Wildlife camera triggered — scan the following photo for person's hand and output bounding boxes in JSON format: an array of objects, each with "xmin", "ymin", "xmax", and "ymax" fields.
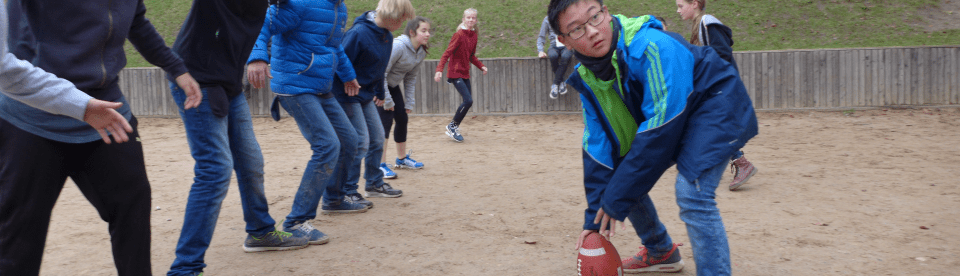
[
  {"xmin": 538, "ymin": 51, "xmax": 547, "ymax": 58},
  {"xmin": 374, "ymin": 96, "xmax": 384, "ymax": 107},
  {"xmin": 175, "ymin": 73, "xmax": 202, "ymax": 110},
  {"xmin": 481, "ymin": 66, "xmax": 488, "ymax": 75},
  {"xmin": 247, "ymin": 61, "xmax": 271, "ymax": 89},
  {"xmin": 405, "ymin": 108, "xmax": 412, "ymax": 114},
  {"xmin": 593, "ymin": 207, "xmax": 625, "ymax": 240},
  {"xmin": 344, "ymin": 79, "xmax": 361, "ymax": 96},
  {"xmin": 434, "ymin": 72, "xmax": 442, "ymax": 82},
  {"xmin": 84, "ymin": 99, "xmax": 133, "ymax": 144},
  {"xmin": 384, "ymin": 106, "xmax": 394, "ymax": 111},
  {"xmin": 575, "ymin": 230, "xmax": 599, "ymax": 250}
]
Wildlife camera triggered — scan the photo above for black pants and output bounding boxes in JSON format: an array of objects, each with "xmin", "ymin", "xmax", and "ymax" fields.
[
  {"xmin": 447, "ymin": 78, "xmax": 473, "ymax": 126},
  {"xmin": 0, "ymin": 117, "xmax": 152, "ymax": 275},
  {"xmin": 378, "ymin": 85, "xmax": 408, "ymax": 143}
]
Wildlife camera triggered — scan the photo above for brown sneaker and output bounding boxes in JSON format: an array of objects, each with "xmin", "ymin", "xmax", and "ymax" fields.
[
  {"xmin": 729, "ymin": 156, "xmax": 757, "ymax": 191},
  {"xmin": 621, "ymin": 243, "xmax": 684, "ymax": 273}
]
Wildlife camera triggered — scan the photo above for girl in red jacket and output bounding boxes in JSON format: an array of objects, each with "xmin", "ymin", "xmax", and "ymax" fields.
[{"xmin": 434, "ymin": 8, "xmax": 488, "ymax": 142}]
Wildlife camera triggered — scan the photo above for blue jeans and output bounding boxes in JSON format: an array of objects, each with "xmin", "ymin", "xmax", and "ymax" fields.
[
  {"xmin": 447, "ymin": 78, "xmax": 473, "ymax": 125},
  {"xmin": 340, "ymin": 100, "xmax": 386, "ymax": 194},
  {"xmin": 547, "ymin": 45, "xmax": 574, "ymax": 85},
  {"xmin": 167, "ymin": 84, "xmax": 276, "ymax": 276},
  {"xmin": 676, "ymin": 158, "xmax": 732, "ymax": 276},
  {"xmin": 627, "ymin": 158, "xmax": 731, "ymax": 276},
  {"xmin": 277, "ymin": 93, "xmax": 357, "ymax": 228}
]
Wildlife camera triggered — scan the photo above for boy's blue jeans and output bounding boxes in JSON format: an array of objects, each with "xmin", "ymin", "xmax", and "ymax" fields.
[
  {"xmin": 628, "ymin": 158, "xmax": 732, "ymax": 276},
  {"xmin": 340, "ymin": 100, "xmax": 386, "ymax": 194},
  {"xmin": 167, "ymin": 84, "xmax": 276, "ymax": 276},
  {"xmin": 276, "ymin": 93, "xmax": 357, "ymax": 228}
]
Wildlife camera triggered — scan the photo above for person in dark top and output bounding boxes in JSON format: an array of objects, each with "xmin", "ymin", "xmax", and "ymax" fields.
[
  {"xmin": 676, "ymin": 0, "xmax": 759, "ymax": 191},
  {"xmin": 0, "ymin": 0, "xmax": 202, "ymax": 275},
  {"xmin": 165, "ymin": 1, "xmax": 311, "ymax": 275}
]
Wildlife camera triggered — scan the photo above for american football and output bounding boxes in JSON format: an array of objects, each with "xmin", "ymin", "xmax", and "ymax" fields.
[{"xmin": 577, "ymin": 232, "xmax": 623, "ymax": 276}]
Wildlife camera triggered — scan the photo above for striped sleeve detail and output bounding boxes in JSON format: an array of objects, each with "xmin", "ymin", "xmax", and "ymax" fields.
[{"xmin": 644, "ymin": 43, "xmax": 669, "ymax": 128}]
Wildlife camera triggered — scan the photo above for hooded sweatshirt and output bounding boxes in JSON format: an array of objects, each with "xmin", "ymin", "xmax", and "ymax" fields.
[
  {"xmin": 0, "ymin": 0, "xmax": 188, "ymax": 143},
  {"xmin": 332, "ymin": 10, "xmax": 393, "ymax": 103},
  {"xmin": 698, "ymin": 14, "xmax": 738, "ymax": 72},
  {"xmin": 169, "ymin": 0, "xmax": 268, "ymax": 117},
  {"xmin": 436, "ymin": 26, "xmax": 484, "ymax": 79},
  {"xmin": 382, "ymin": 34, "xmax": 426, "ymax": 110}
]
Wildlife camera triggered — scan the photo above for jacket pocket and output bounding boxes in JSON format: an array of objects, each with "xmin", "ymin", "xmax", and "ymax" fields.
[{"xmin": 297, "ymin": 53, "xmax": 316, "ymax": 75}]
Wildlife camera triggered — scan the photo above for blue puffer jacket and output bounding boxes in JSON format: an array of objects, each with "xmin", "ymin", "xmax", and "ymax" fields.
[
  {"xmin": 247, "ymin": 0, "xmax": 356, "ymax": 95},
  {"xmin": 567, "ymin": 15, "xmax": 758, "ymax": 229}
]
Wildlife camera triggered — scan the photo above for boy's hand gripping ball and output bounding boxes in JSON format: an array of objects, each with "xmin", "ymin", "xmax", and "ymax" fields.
[{"xmin": 577, "ymin": 232, "xmax": 623, "ymax": 276}]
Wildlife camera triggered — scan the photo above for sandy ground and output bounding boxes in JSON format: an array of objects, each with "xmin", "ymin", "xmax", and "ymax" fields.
[{"xmin": 38, "ymin": 107, "xmax": 960, "ymax": 275}]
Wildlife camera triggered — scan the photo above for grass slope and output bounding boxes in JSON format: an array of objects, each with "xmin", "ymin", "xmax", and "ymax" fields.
[{"xmin": 126, "ymin": 0, "xmax": 960, "ymax": 67}]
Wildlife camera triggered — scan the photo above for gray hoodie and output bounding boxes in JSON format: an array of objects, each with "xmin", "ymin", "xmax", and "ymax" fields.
[
  {"xmin": 0, "ymin": 0, "xmax": 91, "ymax": 122},
  {"xmin": 382, "ymin": 34, "xmax": 426, "ymax": 110}
]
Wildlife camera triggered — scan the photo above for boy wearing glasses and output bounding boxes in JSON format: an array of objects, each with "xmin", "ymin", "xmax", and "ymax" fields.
[{"xmin": 548, "ymin": 0, "xmax": 757, "ymax": 275}]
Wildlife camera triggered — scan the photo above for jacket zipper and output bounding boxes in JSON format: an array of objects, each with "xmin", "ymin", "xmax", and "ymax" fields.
[{"xmin": 99, "ymin": 0, "xmax": 115, "ymax": 87}]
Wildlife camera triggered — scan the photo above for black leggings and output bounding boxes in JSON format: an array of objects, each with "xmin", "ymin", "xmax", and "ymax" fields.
[
  {"xmin": 448, "ymin": 78, "xmax": 473, "ymax": 125},
  {"xmin": 378, "ymin": 85, "xmax": 408, "ymax": 143},
  {"xmin": 0, "ymin": 117, "xmax": 152, "ymax": 276}
]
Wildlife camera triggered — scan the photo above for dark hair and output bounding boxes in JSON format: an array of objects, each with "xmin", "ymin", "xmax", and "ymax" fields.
[
  {"xmin": 404, "ymin": 16, "xmax": 432, "ymax": 52},
  {"xmin": 655, "ymin": 16, "xmax": 667, "ymax": 30},
  {"xmin": 547, "ymin": 0, "xmax": 603, "ymax": 37}
]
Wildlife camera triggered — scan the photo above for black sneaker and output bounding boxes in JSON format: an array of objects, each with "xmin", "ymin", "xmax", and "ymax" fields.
[
  {"xmin": 347, "ymin": 193, "xmax": 373, "ymax": 208},
  {"xmin": 321, "ymin": 199, "xmax": 370, "ymax": 214},
  {"xmin": 365, "ymin": 183, "xmax": 403, "ymax": 198}
]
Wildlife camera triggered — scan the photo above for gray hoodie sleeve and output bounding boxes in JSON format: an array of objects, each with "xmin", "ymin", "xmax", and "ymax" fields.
[
  {"xmin": 402, "ymin": 56, "xmax": 420, "ymax": 111},
  {"xmin": 383, "ymin": 39, "xmax": 405, "ymax": 110},
  {"xmin": 0, "ymin": 0, "xmax": 91, "ymax": 121},
  {"xmin": 537, "ymin": 16, "xmax": 550, "ymax": 53}
]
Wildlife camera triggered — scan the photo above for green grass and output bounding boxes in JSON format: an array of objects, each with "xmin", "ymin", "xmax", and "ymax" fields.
[{"xmin": 125, "ymin": 0, "xmax": 960, "ymax": 67}]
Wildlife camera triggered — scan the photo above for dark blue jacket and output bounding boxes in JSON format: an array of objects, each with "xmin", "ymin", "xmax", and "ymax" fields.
[
  {"xmin": 247, "ymin": 0, "xmax": 355, "ymax": 96},
  {"xmin": 332, "ymin": 11, "xmax": 392, "ymax": 103},
  {"xmin": 11, "ymin": 0, "xmax": 187, "ymax": 95},
  {"xmin": 568, "ymin": 15, "xmax": 758, "ymax": 229}
]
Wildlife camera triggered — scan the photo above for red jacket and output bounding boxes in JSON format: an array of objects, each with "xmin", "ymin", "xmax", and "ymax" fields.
[{"xmin": 436, "ymin": 28, "xmax": 484, "ymax": 79}]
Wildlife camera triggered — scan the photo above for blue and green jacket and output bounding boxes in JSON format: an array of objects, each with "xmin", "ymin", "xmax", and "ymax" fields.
[{"xmin": 568, "ymin": 15, "xmax": 758, "ymax": 230}]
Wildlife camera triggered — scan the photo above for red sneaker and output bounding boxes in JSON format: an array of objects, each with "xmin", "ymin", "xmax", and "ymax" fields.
[
  {"xmin": 729, "ymin": 156, "xmax": 757, "ymax": 191},
  {"xmin": 621, "ymin": 243, "xmax": 684, "ymax": 273}
]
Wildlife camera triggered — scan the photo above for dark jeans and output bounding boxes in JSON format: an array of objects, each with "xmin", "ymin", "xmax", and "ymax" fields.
[
  {"xmin": 166, "ymin": 84, "xmax": 276, "ymax": 276},
  {"xmin": 378, "ymin": 85, "xmax": 408, "ymax": 143},
  {"xmin": 0, "ymin": 117, "xmax": 152, "ymax": 276},
  {"xmin": 548, "ymin": 45, "xmax": 574, "ymax": 85},
  {"xmin": 447, "ymin": 78, "xmax": 473, "ymax": 126}
]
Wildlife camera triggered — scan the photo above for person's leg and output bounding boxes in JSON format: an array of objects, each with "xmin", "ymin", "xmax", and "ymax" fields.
[
  {"xmin": 377, "ymin": 98, "xmax": 398, "ymax": 178},
  {"xmin": 166, "ymin": 85, "xmax": 235, "ymax": 275},
  {"xmin": 450, "ymin": 78, "xmax": 473, "ymax": 126},
  {"xmin": 277, "ymin": 94, "xmax": 342, "ymax": 226},
  {"xmin": 557, "ymin": 46, "xmax": 575, "ymax": 94},
  {"xmin": 317, "ymin": 96, "xmax": 364, "ymax": 212},
  {"xmin": 70, "ymin": 116, "xmax": 152, "ymax": 276},
  {"xmin": 0, "ymin": 118, "xmax": 70, "ymax": 275},
  {"xmin": 676, "ymin": 159, "xmax": 732, "ymax": 276},
  {"xmin": 621, "ymin": 195, "xmax": 684, "ymax": 273},
  {"xmin": 548, "ymin": 46, "xmax": 563, "ymax": 85},
  {"xmin": 226, "ymin": 93, "xmax": 277, "ymax": 236},
  {"xmin": 360, "ymin": 100, "xmax": 386, "ymax": 190},
  {"xmin": 340, "ymin": 102, "xmax": 367, "ymax": 197},
  {"xmin": 388, "ymin": 86, "xmax": 408, "ymax": 161}
]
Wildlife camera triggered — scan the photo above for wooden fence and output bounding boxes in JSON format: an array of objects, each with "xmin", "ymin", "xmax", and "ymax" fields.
[{"xmin": 119, "ymin": 45, "xmax": 959, "ymax": 117}]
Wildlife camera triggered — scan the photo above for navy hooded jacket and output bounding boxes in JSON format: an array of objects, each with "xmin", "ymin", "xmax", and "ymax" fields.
[
  {"xmin": 567, "ymin": 15, "xmax": 758, "ymax": 229},
  {"xmin": 331, "ymin": 11, "xmax": 393, "ymax": 103}
]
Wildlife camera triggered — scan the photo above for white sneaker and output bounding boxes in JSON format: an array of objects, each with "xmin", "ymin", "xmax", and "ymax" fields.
[{"xmin": 550, "ymin": 84, "xmax": 559, "ymax": 99}]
